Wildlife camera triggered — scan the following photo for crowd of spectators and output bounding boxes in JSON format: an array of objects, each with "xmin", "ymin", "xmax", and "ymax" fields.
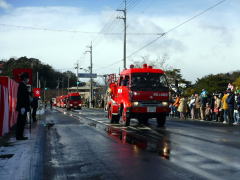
[{"xmin": 170, "ymin": 88, "xmax": 240, "ymax": 125}]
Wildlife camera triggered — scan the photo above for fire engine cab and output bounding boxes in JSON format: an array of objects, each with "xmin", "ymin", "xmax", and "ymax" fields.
[
  {"xmin": 106, "ymin": 64, "xmax": 170, "ymax": 127},
  {"xmin": 66, "ymin": 92, "xmax": 82, "ymax": 110}
]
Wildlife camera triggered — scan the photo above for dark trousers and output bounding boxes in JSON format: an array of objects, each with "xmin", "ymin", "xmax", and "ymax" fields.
[
  {"xmin": 219, "ymin": 110, "xmax": 224, "ymax": 122},
  {"xmin": 228, "ymin": 108, "xmax": 234, "ymax": 124},
  {"xmin": 32, "ymin": 108, "xmax": 37, "ymax": 122},
  {"xmin": 16, "ymin": 112, "xmax": 27, "ymax": 138},
  {"xmin": 195, "ymin": 108, "xmax": 201, "ymax": 119}
]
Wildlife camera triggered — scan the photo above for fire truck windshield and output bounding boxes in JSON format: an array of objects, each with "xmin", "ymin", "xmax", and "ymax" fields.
[
  {"xmin": 69, "ymin": 96, "xmax": 81, "ymax": 101},
  {"xmin": 131, "ymin": 73, "xmax": 168, "ymax": 91}
]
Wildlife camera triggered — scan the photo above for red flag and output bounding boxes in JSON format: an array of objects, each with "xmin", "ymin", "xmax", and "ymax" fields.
[
  {"xmin": 13, "ymin": 68, "xmax": 33, "ymax": 85},
  {"xmin": 33, "ymin": 88, "xmax": 41, "ymax": 97}
]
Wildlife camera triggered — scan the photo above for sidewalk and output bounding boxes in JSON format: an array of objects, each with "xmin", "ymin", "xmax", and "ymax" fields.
[
  {"xmin": 169, "ymin": 115, "xmax": 240, "ymax": 127},
  {"xmin": 0, "ymin": 110, "xmax": 46, "ymax": 180}
]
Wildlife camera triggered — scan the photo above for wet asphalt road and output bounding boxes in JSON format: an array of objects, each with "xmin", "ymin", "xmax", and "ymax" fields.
[{"xmin": 42, "ymin": 108, "xmax": 240, "ymax": 180}]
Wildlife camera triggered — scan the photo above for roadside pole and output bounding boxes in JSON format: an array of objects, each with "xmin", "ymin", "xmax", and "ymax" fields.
[
  {"xmin": 117, "ymin": 0, "xmax": 127, "ymax": 69},
  {"xmin": 77, "ymin": 62, "xmax": 79, "ymax": 93},
  {"xmin": 85, "ymin": 42, "xmax": 93, "ymax": 108}
]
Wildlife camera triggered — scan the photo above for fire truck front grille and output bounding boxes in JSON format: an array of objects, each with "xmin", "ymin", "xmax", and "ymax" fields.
[{"xmin": 139, "ymin": 101, "xmax": 162, "ymax": 106}]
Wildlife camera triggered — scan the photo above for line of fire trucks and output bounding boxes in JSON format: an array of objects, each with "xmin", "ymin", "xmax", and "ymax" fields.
[
  {"xmin": 53, "ymin": 64, "xmax": 170, "ymax": 127},
  {"xmin": 54, "ymin": 92, "xmax": 82, "ymax": 110}
]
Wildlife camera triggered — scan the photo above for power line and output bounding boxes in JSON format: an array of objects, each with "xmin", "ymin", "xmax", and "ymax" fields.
[
  {"xmin": 126, "ymin": 33, "xmax": 165, "ymax": 59},
  {"xmin": 93, "ymin": 60, "xmax": 122, "ymax": 71},
  {"xmin": 127, "ymin": 0, "xmax": 143, "ymax": 10},
  {"xmin": 126, "ymin": 0, "xmax": 227, "ymax": 59},
  {"xmin": 91, "ymin": 1, "xmax": 126, "ymax": 47},
  {"xmin": 165, "ymin": 0, "xmax": 227, "ymax": 34},
  {"xmin": 94, "ymin": 0, "xmax": 227, "ymax": 71},
  {"xmin": 0, "ymin": 23, "xmax": 160, "ymax": 35},
  {"xmin": 0, "ymin": 23, "xmax": 97, "ymax": 33},
  {"xmin": 92, "ymin": 0, "xmax": 144, "ymax": 48}
]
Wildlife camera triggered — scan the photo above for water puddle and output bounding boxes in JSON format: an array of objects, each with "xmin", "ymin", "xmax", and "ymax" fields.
[
  {"xmin": 106, "ymin": 125, "xmax": 171, "ymax": 160},
  {"xmin": 62, "ymin": 109, "xmax": 171, "ymax": 159}
]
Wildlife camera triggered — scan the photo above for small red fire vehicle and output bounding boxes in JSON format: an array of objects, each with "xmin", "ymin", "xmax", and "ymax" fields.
[{"xmin": 66, "ymin": 92, "xmax": 82, "ymax": 110}]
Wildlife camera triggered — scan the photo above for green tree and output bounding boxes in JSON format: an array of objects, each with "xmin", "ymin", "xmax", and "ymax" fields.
[
  {"xmin": 1, "ymin": 56, "xmax": 77, "ymax": 89},
  {"xmin": 193, "ymin": 74, "xmax": 231, "ymax": 94},
  {"xmin": 233, "ymin": 77, "xmax": 240, "ymax": 91}
]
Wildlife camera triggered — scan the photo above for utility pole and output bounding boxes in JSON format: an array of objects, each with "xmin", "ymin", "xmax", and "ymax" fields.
[
  {"xmin": 85, "ymin": 42, "xmax": 93, "ymax": 108},
  {"xmin": 117, "ymin": 0, "xmax": 127, "ymax": 69},
  {"xmin": 75, "ymin": 62, "xmax": 79, "ymax": 92}
]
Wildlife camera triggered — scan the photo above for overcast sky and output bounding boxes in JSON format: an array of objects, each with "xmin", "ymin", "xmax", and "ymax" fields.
[{"xmin": 0, "ymin": 0, "xmax": 239, "ymax": 82}]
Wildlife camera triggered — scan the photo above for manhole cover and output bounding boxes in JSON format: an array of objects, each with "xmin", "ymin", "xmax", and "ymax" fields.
[{"xmin": 0, "ymin": 154, "xmax": 14, "ymax": 159}]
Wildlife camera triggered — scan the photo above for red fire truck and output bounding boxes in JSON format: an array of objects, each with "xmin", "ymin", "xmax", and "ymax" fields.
[
  {"xmin": 66, "ymin": 92, "xmax": 82, "ymax": 110},
  {"xmin": 56, "ymin": 95, "xmax": 66, "ymax": 108},
  {"xmin": 60, "ymin": 95, "xmax": 68, "ymax": 108},
  {"xmin": 106, "ymin": 64, "xmax": 170, "ymax": 127}
]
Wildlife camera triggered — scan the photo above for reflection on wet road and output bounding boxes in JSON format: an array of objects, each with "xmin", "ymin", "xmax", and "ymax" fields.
[{"xmin": 43, "ymin": 108, "xmax": 240, "ymax": 180}]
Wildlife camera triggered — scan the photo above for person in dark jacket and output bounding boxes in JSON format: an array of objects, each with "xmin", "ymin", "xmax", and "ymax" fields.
[
  {"xmin": 16, "ymin": 72, "xmax": 30, "ymax": 140},
  {"xmin": 226, "ymin": 89, "xmax": 235, "ymax": 125},
  {"xmin": 31, "ymin": 96, "xmax": 39, "ymax": 122}
]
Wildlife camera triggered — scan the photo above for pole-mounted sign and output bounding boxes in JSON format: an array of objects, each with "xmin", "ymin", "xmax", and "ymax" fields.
[
  {"xmin": 33, "ymin": 88, "xmax": 41, "ymax": 97},
  {"xmin": 78, "ymin": 73, "xmax": 97, "ymax": 78}
]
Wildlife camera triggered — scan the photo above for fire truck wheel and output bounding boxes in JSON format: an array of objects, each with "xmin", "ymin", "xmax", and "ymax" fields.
[
  {"xmin": 122, "ymin": 110, "xmax": 130, "ymax": 126},
  {"xmin": 157, "ymin": 115, "xmax": 166, "ymax": 127},
  {"xmin": 108, "ymin": 108, "xmax": 119, "ymax": 124}
]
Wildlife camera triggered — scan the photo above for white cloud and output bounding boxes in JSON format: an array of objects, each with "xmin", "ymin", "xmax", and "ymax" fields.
[
  {"xmin": 0, "ymin": 5, "xmax": 239, "ymax": 83},
  {"xmin": 0, "ymin": 0, "xmax": 11, "ymax": 9}
]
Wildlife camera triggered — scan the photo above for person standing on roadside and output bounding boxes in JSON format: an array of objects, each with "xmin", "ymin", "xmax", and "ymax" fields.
[
  {"xmin": 16, "ymin": 72, "xmax": 30, "ymax": 140},
  {"xmin": 178, "ymin": 96, "xmax": 188, "ymax": 120},
  {"xmin": 189, "ymin": 95, "xmax": 196, "ymax": 119},
  {"xmin": 213, "ymin": 95, "xmax": 221, "ymax": 122},
  {"xmin": 173, "ymin": 94, "xmax": 180, "ymax": 117},
  {"xmin": 218, "ymin": 93, "xmax": 224, "ymax": 122},
  {"xmin": 226, "ymin": 89, "xmax": 235, "ymax": 125},
  {"xmin": 31, "ymin": 96, "xmax": 39, "ymax": 122},
  {"xmin": 209, "ymin": 94, "xmax": 215, "ymax": 121},
  {"xmin": 221, "ymin": 91, "xmax": 229, "ymax": 124},
  {"xmin": 195, "ymin": 93, "xmax": 201, "ymax": 119},
  {"xmin": 200, "ymin": 89, "xmax": 208, "ymax": 120},
  {"xmin": 233, "ymin": 93, "xmax": 240, "ymax": 125},
  {"xmin": 205, "ymin": 103, "xmax": 212, "ymax": 121}
]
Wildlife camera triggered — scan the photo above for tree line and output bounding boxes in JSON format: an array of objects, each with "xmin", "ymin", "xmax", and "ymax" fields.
[
  {"xmin": 1, "ymin": 56, "xmax": 240, "ymax": 95},
  {"xmin": 0, "ymin": 56, "xmax": 78, "ymax": 89}
]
